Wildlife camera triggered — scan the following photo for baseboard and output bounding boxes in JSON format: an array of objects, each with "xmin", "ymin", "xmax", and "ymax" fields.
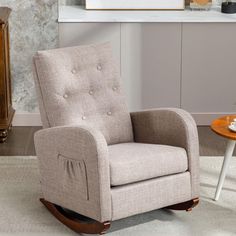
[
  {"xmin": 12, "ymin": 112, "xmax": 236, "ymax": 126},
  {"xmin": 12, "ymin": 113, "xmax": 42, "ymax": 126},
  {"xmin": 191, "ymin": 112, "xmax": 236, "ymax": 126}
]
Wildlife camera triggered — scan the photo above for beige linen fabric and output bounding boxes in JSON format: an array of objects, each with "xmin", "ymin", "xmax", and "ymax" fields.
[
  {"xmin": 34, "ymin": 125, "xmax": 111, "ymax": 222},
  {"xmin": 33, "ymin": 42, "xmax": 133, "ymax": 145},
  {"xmin": 111, "ymin": 172, "xmax": 191, "ymax": 220},
  {"xmin": 131, "ymin": 108, "xmax": 200, "ymax": 198},
  {"xmin": 33, "ymin": 66, "xmax": 50, "ymax": 128},
  {"xmin": 108, "ymin": 143, "xmax": 188, "ymax": 186}
]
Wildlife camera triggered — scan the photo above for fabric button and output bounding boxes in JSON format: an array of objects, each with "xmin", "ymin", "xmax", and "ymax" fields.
[
  {"xmin": 97, "ymin": 64, "xmax": 102, "ymax": 71},
  {"xmin": 71, "ymin": 69, "xmax": 77, "ymax": 74},
  {"xmin": 89, "ymin": 90, "xmax": 94, "ymax": 95},
  {"xmin": 107, "ymin": 111, "xmax": 112, "ymax": 116},
  {"xmin": 82, "ymin": 116, "xmax": 86, "ymax": 120},
  {"xmin": 112, "ymin": 86, "xmax": 117, "ymax": 91},
  {"xmin": 63, "ymin": 94, "xmax": 68, "ymax": 99}
]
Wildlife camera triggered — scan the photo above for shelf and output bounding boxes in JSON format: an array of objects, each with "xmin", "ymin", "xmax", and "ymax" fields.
[{"xmin": 58, "ymin": 5, "xmax": 236, "ymax": 23}]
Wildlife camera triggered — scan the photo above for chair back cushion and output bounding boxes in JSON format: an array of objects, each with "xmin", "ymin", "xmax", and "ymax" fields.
[{"xmin": 33, "ymin": 42, "xmax": 133, "ymax": 144}]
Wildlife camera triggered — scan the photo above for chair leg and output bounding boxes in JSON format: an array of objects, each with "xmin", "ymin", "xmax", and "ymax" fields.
[
  {"xmin": 166, "ymin": 198, "xmax": 199, "ymax": 212},
  {"xmin": 40, "ymin": 198, "xmax": 111, "ymax": 235}
]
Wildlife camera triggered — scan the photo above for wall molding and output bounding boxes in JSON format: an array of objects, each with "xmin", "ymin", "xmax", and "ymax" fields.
[
  {"xmin": 13, "ymin": 113, "xmax": 42, "ymax": 126},
  {"xmin": 12, "ymin": 112, "xmax": 236, "ymax": 126},
  {"xmin": 191, "ymin": 112, "xmax": 236, "ymax": 126}
]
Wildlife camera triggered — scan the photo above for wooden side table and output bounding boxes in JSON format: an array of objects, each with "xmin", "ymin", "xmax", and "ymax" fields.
[{"xmin": 211, "ymin": 115, "xmax": 236, "ymax": 201}]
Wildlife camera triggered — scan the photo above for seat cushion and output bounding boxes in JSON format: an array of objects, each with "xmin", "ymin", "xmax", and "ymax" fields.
[{"xmin": 108, "ymin": 143, "xmax": 188, "ymax": 186}]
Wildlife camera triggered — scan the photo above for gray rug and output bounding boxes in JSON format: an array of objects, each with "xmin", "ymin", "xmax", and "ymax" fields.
[{"xmin": 0, "ymin": 156, "xmax": 235, "ymax": 236}]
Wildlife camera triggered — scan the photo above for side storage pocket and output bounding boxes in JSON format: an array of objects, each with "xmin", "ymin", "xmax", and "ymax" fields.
[{"xmin": 57, "ymin": 154, "xmax": 89, "ymax": 200}]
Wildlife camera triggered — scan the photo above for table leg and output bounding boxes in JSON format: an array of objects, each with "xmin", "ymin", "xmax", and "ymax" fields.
[{"xmin": 214, "ymin": 139, "xmax": 236, "ymax": 201}]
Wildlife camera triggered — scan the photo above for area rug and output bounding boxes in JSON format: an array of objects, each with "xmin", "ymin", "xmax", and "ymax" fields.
[{"xmin": 0, "ymin": 156, "xmax": 235, "ymax": 236}]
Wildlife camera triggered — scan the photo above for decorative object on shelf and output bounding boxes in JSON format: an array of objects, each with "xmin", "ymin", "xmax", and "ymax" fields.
[
  {"xmin": 185, "ymin": 0, "xmax": 191, "ymax": 6},
  {"xmin": 221, "ymin": 0, "xmax": 236, "ymax": 13},
  {"xmin": 0, "ymin": 7, "xmax": 15, "ymax": 143},
  {"xmin": 86, "ymin": 0, "xmax": 185, "ymax": 10},
  {"xmin": 228, "ymin": 118, "xmax": 236, "ymax": 132},
  {"xmin": 190, "ymin": 0, "xmax": 212, "ymax": 10}
]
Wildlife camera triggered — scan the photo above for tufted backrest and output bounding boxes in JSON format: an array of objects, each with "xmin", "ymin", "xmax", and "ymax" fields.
[{"xmin": 33, "ymin": 43, "xmax": 133, "ymax": 145}]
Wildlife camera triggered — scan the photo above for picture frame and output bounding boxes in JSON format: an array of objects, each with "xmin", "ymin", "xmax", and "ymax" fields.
[{"xmin": 86, "ymin": 0, "xmax": 185, "ymax": 10}]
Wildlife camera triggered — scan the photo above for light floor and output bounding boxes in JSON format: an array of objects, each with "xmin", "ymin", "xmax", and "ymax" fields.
[{"xmin": 0, "ymin": 156, "xmax": 235, "ymax": 236}]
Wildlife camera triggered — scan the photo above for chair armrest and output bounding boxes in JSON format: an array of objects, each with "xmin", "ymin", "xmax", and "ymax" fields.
[
  {"xmin": 131, "ymin": 108, "xmax": 199, "ymax": 198},
  {"xmin": 34, "ymin": 125, "xmax": 111, "ymax": 222}
]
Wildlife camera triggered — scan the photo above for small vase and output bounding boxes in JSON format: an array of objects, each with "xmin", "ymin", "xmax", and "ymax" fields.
[
  {"xmin": 190, "ymin": 0, "xmax": 212, "ymax": 10},
  {"xmin": 221, "ymin": 1, "xmax": 236, "ymax": 13}
]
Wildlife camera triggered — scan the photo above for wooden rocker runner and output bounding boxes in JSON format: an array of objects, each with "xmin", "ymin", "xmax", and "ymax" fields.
[
  {"xmin": 40, "ymin": 199, "xmax": 111, "ymax": 235},
  {"xmin": 40, "ymin": 197, "xmax": 199, "ymax": 234}
]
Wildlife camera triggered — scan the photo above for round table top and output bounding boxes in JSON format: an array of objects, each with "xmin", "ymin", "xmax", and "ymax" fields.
[{"xmin": 211, "ymin": 115, "xmax": 236, "ymax": 140}]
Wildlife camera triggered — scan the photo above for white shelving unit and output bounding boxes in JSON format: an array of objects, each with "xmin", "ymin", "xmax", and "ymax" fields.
[{"xmin": 58, "ymin": 5, "xmax": 236, "ymax": 23}]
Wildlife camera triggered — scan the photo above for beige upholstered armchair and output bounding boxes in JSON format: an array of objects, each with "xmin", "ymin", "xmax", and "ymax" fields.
[{"xmin": 33, "ymin": 43, "xmax": 199, "ymax": 235}]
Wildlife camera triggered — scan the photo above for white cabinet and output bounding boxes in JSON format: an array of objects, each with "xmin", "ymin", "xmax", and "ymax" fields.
[
  {"xmin": 182, "ymin": 23, "xmax": 236, "ymax": 114},
  {"xmin": 59, "ymin": 21, "xmax": 236, "ymax": 124},
  {"xmin": 121, "ymin": 23, "xmax": 181, "ymax": 111}
]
